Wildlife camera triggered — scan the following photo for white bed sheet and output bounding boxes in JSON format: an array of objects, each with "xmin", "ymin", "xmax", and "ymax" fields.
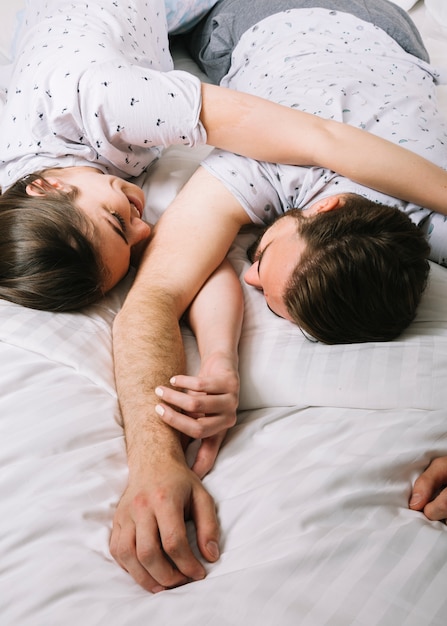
[{"xmin": 1, "ymin": 2, "xmax": 447, "ymax": 625}]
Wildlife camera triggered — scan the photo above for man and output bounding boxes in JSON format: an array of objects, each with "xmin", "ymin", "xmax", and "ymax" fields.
[{"xmin": 110, "ymin": 0, "xmax": 447, "ymax": 592}]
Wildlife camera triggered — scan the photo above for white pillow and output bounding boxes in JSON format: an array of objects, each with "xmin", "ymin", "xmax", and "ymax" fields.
[
  {"xmin": 425, "ymin": 0, "xmax": 447, "ymax": 27},
  {"xmin": 0, "ymin": 1, "xmax": 219, "ymax": 62},
  {"xmin": 165, "ymin": 0, "xmax": 218, "ymax": 34},
  {"xmin": 0, "ymin": 0, "xmax": 25, "ymax": 62},
  {"xmin": 228, "ymin": 233, "xmax": 447, "ymax": 413},
  {"xmin": 392, "ymin": 0, "xmax": 419, "ymax": 9}
]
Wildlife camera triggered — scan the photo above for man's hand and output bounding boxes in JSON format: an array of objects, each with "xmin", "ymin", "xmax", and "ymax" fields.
[
  {"xmin": 110, "ymin": 457, "xmax": 220, "ymax": 593},
  {"xmin": 409, "ymin": 457, "xmax": 447, "ymax": 521}
]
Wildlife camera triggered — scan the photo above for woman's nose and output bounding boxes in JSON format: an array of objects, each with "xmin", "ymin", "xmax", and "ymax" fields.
[{"xmin": 131, "ymin": 220, "xmax": 151, "ymax": 245}]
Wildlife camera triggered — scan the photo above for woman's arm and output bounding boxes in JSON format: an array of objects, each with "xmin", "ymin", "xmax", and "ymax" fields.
[
  {"xmin": 155, "ymin": 259, "xmax": 243, "ymax": 479},
  {"xmin": 201, "ymin": 83, "xmax": 447, "ymax": 215}
]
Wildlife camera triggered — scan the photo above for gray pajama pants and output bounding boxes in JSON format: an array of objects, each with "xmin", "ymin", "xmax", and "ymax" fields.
[{"xmin": 188, "ymin": 0, "xmax": 429, "ymax": 84}]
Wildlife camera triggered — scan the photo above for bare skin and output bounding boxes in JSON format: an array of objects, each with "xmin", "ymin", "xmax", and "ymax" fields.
[{"xmin": 409, "ymin": 458, "xmax": 447, "ymax": 522}]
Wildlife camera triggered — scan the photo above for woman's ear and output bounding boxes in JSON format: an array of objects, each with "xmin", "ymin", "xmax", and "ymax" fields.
[{"xmin": 26, "ymin": 176, "xmax": 68, "ymax": 197}]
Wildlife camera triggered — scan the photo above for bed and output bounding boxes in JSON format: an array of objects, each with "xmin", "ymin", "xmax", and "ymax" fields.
[{"xmin": 1, "ymin": 1, "xmax": 447, "ymax": 624}]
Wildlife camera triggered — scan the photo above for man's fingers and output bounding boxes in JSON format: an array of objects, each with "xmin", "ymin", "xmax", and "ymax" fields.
[
  {"xmin": 191, "ymin": 486, "xmax": 220, "ymax": 564},
  {"xmin": 135, "ymin": 518, "xmax": 192, "ymax": 589},
  {"xmin": 156, "ymin": 505, "xmax": 207, "ymax": 583},
  {"xmin": 409, "ymin": 474, "xmax": 435, "ymax": 510},
  {"xmin": 110, "ymin": 518, "xmax": 163, "ymax": 593},
  {"xmin": 423, "ymin": 490, "xmax": 447, "ymax": 521},
  {"xmin": 409, "ymin": 457, "xmax": 447, "ymax": 517}
]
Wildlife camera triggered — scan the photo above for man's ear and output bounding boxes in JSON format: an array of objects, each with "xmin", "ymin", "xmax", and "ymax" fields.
[
  {"xmin": 313, "ymin": 195, "xmax": 343, "ymax": 214},
  {"xmin": 26, "ymin": 176, "xmax": 68, "ymax": 197}
]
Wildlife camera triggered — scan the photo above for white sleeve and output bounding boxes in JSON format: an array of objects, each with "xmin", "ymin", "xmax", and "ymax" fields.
[
  {"xmin": 201, "ymin": 148, "xmax": 285, "ymax": 226},
  {"xmin": 78, "ymin": 61, "xmax": 207, "ymax": 171}
]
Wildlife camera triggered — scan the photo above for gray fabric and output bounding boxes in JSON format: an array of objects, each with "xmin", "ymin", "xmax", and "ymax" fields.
[{"xmin": 188, "ymin": 0, "xmax": 429, "ymax": 84}]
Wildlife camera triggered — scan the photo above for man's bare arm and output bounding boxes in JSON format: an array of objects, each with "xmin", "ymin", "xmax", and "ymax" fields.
[{"xmin": 110, "ymin": 171, "xmax": 249, "ymax": 591}]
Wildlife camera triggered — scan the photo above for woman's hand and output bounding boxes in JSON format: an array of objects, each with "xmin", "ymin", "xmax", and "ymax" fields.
[{"xmin": 155, "ymin": 353, "xmax": 239, "ymax": 478}]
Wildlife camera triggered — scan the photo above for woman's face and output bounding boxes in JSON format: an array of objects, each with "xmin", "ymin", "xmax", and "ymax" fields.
[{"xmin": 31, "ymin": 167, "xmax": 152, "ymax": 291}]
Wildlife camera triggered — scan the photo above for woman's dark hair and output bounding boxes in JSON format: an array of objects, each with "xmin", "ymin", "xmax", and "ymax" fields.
[
  {"xmin": 284, "ymin": 197, "xmax": 431, "ymax": 344},
  {"xmin": 0, "ymin": 172, "xmax": 107, "ymax": 312}
]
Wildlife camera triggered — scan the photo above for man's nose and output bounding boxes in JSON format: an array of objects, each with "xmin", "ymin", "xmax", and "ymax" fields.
[{"xmin": 243, "ymin": 262, "xmax": 262, "ymax": 289}]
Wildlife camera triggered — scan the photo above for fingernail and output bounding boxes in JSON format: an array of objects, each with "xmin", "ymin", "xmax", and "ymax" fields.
[
  {"xmin": 207, "ymin": 541, "xmax": 220, "ymax": 560},
  {"xmin": 409, "ymin": 493, "xmax": 421, "ymax": 507},
  {"xmin": 155, "ymin": 404, "xmax": 165, "ymax": 416},
  {"xmin": 170, "ymin": 376, "xmax": 176, "ymax": 386},
  {"xmin": 155, "ymin": 387, "xmax": 163, "ymax": 397},
  {"xmin": 151, "ymin": 585, "xmax": 165, "ymax": 594}
]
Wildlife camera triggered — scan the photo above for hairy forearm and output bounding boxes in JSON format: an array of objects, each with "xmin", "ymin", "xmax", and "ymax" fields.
[{"xmin": 113, "ymin": 289, "xmax": 186, "ymax": 472}]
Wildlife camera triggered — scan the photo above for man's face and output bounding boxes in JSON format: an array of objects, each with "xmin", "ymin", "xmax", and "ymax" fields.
[
  {"xmin": 244, "ymin": 212, "xmax": 307, "ymax": 320},
  {"xmin": 244, "ymin": 196, "xmax": 347, "ymax": 319}
]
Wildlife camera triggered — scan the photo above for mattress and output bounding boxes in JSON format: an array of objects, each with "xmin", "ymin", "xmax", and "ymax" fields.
[{"xmin": 1, "ymin": 2, "xmax": 447, "ymax": 625}]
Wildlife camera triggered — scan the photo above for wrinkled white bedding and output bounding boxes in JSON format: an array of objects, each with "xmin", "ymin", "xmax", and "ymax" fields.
[{"xmin": 1, "ymin": 2, "xmax": 447, "ymax": 625}]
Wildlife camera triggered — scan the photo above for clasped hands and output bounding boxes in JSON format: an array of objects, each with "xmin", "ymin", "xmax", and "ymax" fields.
[
  {"xmin": 110, "ymin": 360, "xmax": 239, "ymax": 593},
  {"xmin": 110, "ymin": 357, "xmax": 447, "ymax": 593}
]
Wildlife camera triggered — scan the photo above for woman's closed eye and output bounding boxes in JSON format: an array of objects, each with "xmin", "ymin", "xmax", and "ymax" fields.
[
  {"xmin": 111, "ymin": 211, "xmax": 126, "ymax": 232},
  {"xmin": 105, "ymin": 209, "xmax": 128, "ymax": 244}
]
